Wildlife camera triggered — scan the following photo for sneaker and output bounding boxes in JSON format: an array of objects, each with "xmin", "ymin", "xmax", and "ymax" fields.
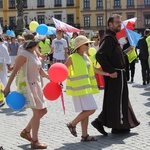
[{"xmin": 91, "ymin": 119, "xmax": 108, "ymax": 136}]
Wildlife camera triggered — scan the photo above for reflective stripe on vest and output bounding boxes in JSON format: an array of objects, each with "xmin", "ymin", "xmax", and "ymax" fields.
[
  {"xmin": 39, "ymin": 39, "xmax": 51, "ymax": 54},
  {"xmin": 66, "ymin": 53, "xmax": 99, "ymax": 96}
]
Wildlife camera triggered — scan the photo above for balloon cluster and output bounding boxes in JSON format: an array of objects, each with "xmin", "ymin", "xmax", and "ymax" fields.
[
  {"xmin": 29, "ymin": 21, "xmax": 56, "ymax": 36},
  {"xmin": 43, "ymin": 63, "xmax": 68, "ymax": 101},
  {"xmin": 88, "ymin": 47, "xmax": 100, "ymax": 68},
  {"xmin": 6, "ymin": 30, "xmax": 16, "ymax": 37}
]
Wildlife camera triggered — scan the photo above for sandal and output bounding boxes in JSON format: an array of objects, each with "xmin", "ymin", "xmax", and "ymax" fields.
[
  {"xmin": 20, "ymin": 129, "xmax": 32, "ymax": 142},
  {"xmin": 66, "ymin": 123, "xmax": 77, "ymax": 137},
  {"xmin": 31, "ymin": 140, "xmax": 47, "ymax": 149},
  {"xmin": 81, "ymin": 134, "xmax": 97, "ymax": 142}
]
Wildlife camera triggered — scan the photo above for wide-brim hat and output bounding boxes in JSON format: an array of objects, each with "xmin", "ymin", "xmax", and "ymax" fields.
[
  {"xmin": 23, "ymin": 31, "xmax": 42, "ymax": 49},
  {"xmin": 73, "ymin": 35, "xmax": 94, "ymax": 52}
]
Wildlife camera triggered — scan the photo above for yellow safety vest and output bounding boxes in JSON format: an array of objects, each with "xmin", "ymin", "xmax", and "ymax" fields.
[
  {"xmin": 39, "ymin": 39, "xmax": 51, "ymax": 54},
  {"xmin": 0, "ymin": 82, "xmax": 4, "ymax": 101},
  {"xmin": 66, "ymin": 53, "xmax": 99, "ymax": 96},
  {"xmin": 146, "ymin": 36, "xmax": 150, "ymax": 52},
  {"xmin": 70, "ymin": 38, "xmax": 75, "ymax": 49}
]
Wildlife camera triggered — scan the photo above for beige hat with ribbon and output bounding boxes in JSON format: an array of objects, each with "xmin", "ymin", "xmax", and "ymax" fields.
[{"xmin": 73, "ymin": 35, "xmax": 94, "ymax": 52}]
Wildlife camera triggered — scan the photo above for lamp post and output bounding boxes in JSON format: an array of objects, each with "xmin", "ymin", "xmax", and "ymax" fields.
[{"xmin": 16, "ymin": 0, "xmax": 25, "ymax": 35}]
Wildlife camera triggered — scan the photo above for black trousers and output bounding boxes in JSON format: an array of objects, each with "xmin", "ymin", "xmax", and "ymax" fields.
[{"xmin": 140, "ymin": 59, "xmax": 150, "ymax": 82}]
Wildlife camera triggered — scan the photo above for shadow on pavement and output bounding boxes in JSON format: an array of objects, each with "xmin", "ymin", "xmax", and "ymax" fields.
[
  {"xmin": 144, "ymin": 102, "xmax": 150, "ymax": 107},
  {"xmin": 54, "ymin": 133, "xmax": 138, "ymax": 150},
  {"xmin": 0, "ymin": 107, "xmax": 27, "ymax": 116},
  {"xmin": 18, "ymin": 144, "xmax": 31, "ymax": 150},
  {"xmin": 132, "ymin": 84, "xmax": 149, "ymax": 88}
]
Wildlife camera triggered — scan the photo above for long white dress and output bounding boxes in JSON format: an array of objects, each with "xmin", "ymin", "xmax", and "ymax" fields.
[{"xmin": 0, "ymin": 42, "xmax": 11, "ymax": 87}]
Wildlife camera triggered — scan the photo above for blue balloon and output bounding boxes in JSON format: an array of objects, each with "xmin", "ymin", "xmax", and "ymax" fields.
[
  {"xmin": 6, "ymin": 91, "xmax": 26, "ymax": 111},
  {"xmin": 36, "ymin": 24, "xmax": 48, "ymax": 35},
  {"xmin": 6, "ymin": 30, "xmax": 11, "ymax": 35}
]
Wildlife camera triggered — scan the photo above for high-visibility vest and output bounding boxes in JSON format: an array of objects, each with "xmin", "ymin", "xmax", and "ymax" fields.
[
  {"xmin": 146, "ymin": 36, "xmax": 150, "ymax": 52},
  {"xmin": 39, "ymin": 39, "xmax": 51, "ymax": 54},
  {"xmin": 66, "ymin": 53, "xmax": 99, "ymax": 96},
  {"xmin": 0, "ymin": 81, "xmax": 4, "ymax": 101},
  {"xmin": 70, "ymin": 38, "xmax": 75, "ymax": 49}
]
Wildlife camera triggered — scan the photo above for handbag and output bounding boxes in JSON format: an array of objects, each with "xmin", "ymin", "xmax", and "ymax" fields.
[{"xmin": 16, "ymin": 57, "xmax": 36, "ymax": 108}]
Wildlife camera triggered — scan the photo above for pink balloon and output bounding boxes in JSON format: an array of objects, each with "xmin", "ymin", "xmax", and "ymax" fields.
[
  {"xmin": 48, "ymin": 63, "xmax": 68, "ymax": 83},
  {"xmin": 43, "ymin": 82, "xmax": 61, "ymax": 101}
]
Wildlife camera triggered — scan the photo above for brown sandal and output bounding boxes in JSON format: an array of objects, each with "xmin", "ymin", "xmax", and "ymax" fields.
[
  {"xmin": 66, "ymin": 123, "xmax": 77, "ymax": 137},
  {"xmin": 31, "ymin": 140, "xmax": 47, "ymax": 149},
  {"xmin": 20, "ymin": 129, "xmax": 32, "ymax": 142},
  {"xmin": 81, "ymin": 134, "xmax": 97, "ymax": 142}
]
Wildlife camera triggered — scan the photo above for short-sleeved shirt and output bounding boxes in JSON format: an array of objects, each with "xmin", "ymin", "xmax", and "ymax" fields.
[
  {"xmin": 52, "ymin": 38, "xmax": 67, "ymax": 60},
  {"xmin": 8, "ymin": 42, "xmax": 19, "ymax": 56}
]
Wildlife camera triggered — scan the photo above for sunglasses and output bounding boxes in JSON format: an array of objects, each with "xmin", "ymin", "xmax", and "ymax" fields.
[{"xmin": 84, "ymin": 43, "xmax": 89, "ymax": 46}]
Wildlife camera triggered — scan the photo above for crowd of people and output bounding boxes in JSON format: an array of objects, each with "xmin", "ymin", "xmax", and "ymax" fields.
[{"xmin": 1, "ymin": 13, "xmax": 150, "ymax": 149}]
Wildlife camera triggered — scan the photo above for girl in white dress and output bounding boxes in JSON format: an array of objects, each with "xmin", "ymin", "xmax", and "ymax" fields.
[{"xmin": 4, "ymin": 32, "xmax": 49, "ymax": 149}]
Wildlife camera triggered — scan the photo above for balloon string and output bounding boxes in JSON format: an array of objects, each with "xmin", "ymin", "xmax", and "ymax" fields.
[{"xmin": 60, "ymin": 91, "xmax": 65, "ymax": 114}]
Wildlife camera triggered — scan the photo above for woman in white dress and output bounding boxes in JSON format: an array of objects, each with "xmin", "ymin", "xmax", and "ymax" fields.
[
  {"xmin": 0, "ymin": 35, "xmax": 12, "ymax": 107},
  {"xmin": 4, "ymin": 32, "xmax": 49, "ymax": 149}
]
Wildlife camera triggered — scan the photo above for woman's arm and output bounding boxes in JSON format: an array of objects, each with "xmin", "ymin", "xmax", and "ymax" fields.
[
  {"xmin": 64, "ymin": 57, "xmax": 72, "ymax": 68},
  {"xmin": 39, "ymin": 67, "xmax": 49, "ymax": 80},
  {"xmin": 4, "ymin": 56, "xmax": 26, "ymax": 96}
]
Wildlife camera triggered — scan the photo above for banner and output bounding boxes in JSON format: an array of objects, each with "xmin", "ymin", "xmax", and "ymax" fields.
[{"xmin": 52, "ymin": 17, "xmax": 80, "ymax": 32}]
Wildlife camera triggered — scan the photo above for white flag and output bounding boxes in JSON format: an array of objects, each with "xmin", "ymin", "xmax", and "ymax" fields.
[
  {"xmin": 52, "ymin": 17, "xmax": 80, "ymax": 32},
  {"xmin": 0, "ymin": 23, "xmax": 3, "ymax": 34}
]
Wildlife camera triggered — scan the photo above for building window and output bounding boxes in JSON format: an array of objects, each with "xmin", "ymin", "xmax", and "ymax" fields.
[
  {"xmin": 114, "ymin": 0, "xmax": 121, "ymax": 7},
  {"xmin": 144, "ymin": 0, "xmax": 150, "ymax": 5},
  {"xmin": 97, "ymin": 16, "xmax": 103, "ymax": 27},
  {"xmin": 145, "ymin": 14, "xmax": 150, "ymax": 25},
  {"xmin": 67, "ymin": 14, "xmax": 74, "ymax": 25},
  {"xmin": 84, "ymin": 16, "xmax": 90, "ymax": 27},
  {"xmin": 54, "ymin": 15, "xmax": 62, "ymax": 21},
  {"xmin": 97, "ymin": 0, "xmax": 103, "ymax": 8},
  {"xmin": 55, "ymin": 0, "xmax": 62, "ymax": 6},
  {"xmin": 37, "ymin": 15, "xmax": 45, "ymax": 24},
  {"xmin": 127, "ymin": 0, "xmax": 134, "ymax": 6},
  {"xmin": 37, "ymin": 0, "xmax": 44, "ymax": 7},
  {"xmin": 9, "ymin": 0, "xmax": 15, "ymax": 8},
  {"xmin": 23, "ymin": 0, "xmax": 27, "ymax": 8},
  {"xmin": 127, "ymin": 14, "xmax": 134, "ymax": 19},
  {"xmin": 83, "ymin": 0, "xmax": 90, "ymax": 8},
  {"xmin": 0, "ymin": 0, "xmax": 3, "ymax": 8},
  {"xmin": 0, "ymin": 17, "xmax": 3, "ymax": 26},
  {"xmin": 67, "ymin": 0, "xmax": 74, "ymax": 5}
]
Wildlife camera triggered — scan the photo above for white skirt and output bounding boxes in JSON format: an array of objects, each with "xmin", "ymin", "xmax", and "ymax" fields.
[{"xmin": 72, "ymin": 94, "xmax": 98, "ymax": 112}]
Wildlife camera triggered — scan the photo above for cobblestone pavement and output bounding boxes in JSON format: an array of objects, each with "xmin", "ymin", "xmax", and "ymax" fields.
[{"xmin": 0, "ymin": 62, "xmax": 150, "ymax": 150}]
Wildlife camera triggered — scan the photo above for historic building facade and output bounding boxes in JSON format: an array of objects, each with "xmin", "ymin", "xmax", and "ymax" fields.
[{"xmin": 0, "ymin": 0, "xmax": 150, "ymax": 33}]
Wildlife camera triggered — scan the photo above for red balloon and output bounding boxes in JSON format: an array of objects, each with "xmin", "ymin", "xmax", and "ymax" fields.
[
  {"xmin": 43, "ymin": 82, "xmax": 61, "ymax": 101},
  {"xmin": 48, "ymin": 63, "xmax": 68, "ymax": 83}
]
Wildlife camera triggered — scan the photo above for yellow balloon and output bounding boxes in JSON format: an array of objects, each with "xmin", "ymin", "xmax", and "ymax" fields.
[
  {"xmin": 88, "ymin": 47, "xmax": 96, "ymax": 56},
  {"xmin": 29, "ymin": 21, "xmax": 39, "ymax": 31},
  {"xmin": 93, "ymin": 60, "xmax": 101, "ymax": 68}
]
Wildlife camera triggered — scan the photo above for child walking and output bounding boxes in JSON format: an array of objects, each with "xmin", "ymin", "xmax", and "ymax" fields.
[{"xmin": 65, "ymin": 35, "xmax": 110, "ymax": 141}]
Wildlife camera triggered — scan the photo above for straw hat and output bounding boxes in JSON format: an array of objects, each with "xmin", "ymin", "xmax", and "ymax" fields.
[{"xmin": 73, "ymin": 35, "xmax": 94, "ymax": 52}]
